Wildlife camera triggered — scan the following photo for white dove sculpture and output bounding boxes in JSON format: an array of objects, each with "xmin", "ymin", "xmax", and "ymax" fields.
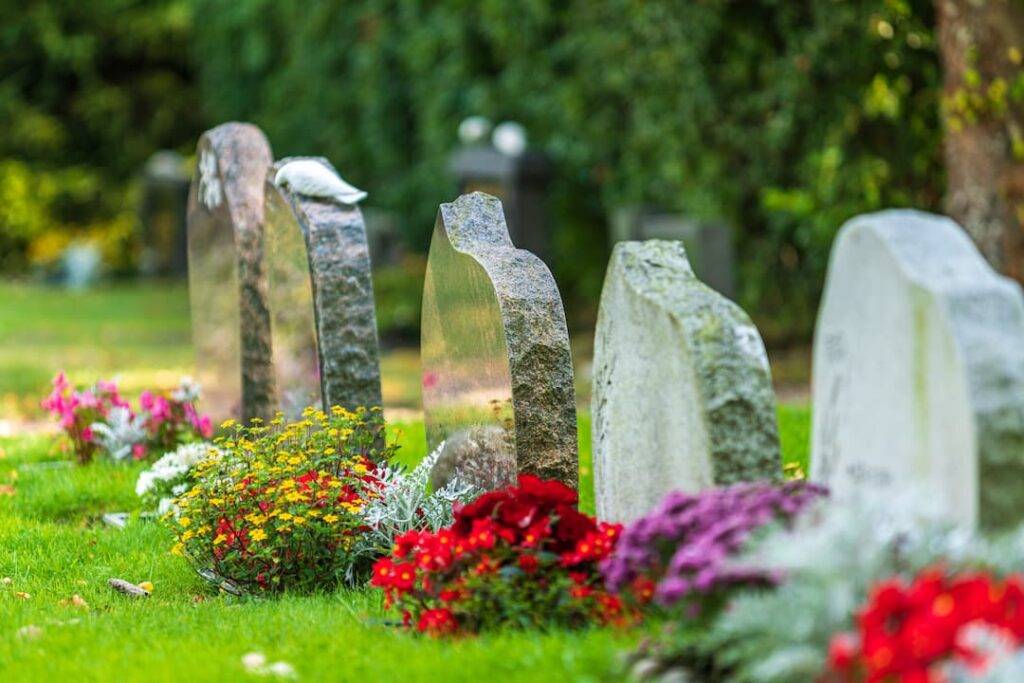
[{"xmin": 273, "ymin": 159, "xmax": 367, "ymax": 205}]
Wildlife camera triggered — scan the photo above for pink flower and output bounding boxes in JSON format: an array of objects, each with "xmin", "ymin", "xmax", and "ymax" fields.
[
  {"xmin": 81, "ymin": 427, "xmax": 94, "ymax": 443},
  {"xmin": 132, "ymin": 443, "xmax": 147, "ymax": 460},
  {"xmin": 197, "ymin": 415, "xmax": 213, "ymax": 439}
]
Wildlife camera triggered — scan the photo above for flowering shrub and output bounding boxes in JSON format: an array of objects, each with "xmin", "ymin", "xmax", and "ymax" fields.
[
  {"xmin": 170, "ymin": 408, "xmax": 470, "ymax": 594},
  {"xmin": 136, "ymin": 442, "xmax": 219, "ymax": 515},
  {"xmin": 602, "ymin": 481, "xmax": 826, "ymax": 611},
  {"xmin": 827, "ymin": 569, "xmax": 1024, "ymax": 682},
  {"xmin": 371, "ymin": 475, "xmax": 628, "ymax": 636},
  {"xmin": 42, "ymin": 372, "xmax": 212, "ymax": 463}
]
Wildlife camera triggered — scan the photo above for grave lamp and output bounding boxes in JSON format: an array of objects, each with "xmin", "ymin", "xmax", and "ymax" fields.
[{"xmin": 449, "ymin": 119, "xmax": 552, "ymax": 261}]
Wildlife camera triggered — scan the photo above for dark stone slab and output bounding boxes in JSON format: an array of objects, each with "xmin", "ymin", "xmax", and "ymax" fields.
[
  {"xmin": 268, "ymin": 157, "xmax": 383, "ymax": 413},
  {"xmin": 421, "ymin": 192, "xmax": 577, "ymax": 488},
  {"xmin": 186, "ymin": 123, "xmax": 275, "ymax": 424}
]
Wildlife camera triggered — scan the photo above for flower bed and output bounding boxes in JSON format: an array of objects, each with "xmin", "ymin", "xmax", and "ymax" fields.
[
  {"xmin": 372, "ymin": 475, "xmax": 628, "ymax": 635},
  {"xmin": 169, "ymin": 408, "xmax": 473, "ymax": 593}
]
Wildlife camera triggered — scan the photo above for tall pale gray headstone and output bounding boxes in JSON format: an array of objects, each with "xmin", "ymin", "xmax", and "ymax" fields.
[
  {"xmin": 186, "ymin": 123, "xmax": 275, "ymax": 424},
  {"xmin": 267, "ymin": 157, "xmax": 382, "ymax": 415},
  {"xmin": 592, "ymin": 240, "xmax": 781, "ymax": 523},
  {"xmin": 421, "ymin": 192, "xmax": 578, "ymax": 489},
  {"xmin": 811, "ymin": 210, "xmax": 1024, "ymax": 530}
]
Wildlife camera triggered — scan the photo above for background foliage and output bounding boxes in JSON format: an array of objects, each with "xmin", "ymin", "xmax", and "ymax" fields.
[{"xmin": 1, "ymin": 0, "xmax": 944, "ymax": 339}]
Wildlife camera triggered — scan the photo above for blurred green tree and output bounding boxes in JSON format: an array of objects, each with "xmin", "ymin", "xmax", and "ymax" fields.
[
  {"xmin": 0, "ymin": 0, "xmax": 202, "ymax": 272},
  {"xmin": 192, "ymin": 0, "xmax": 944, "ymax": 338}
]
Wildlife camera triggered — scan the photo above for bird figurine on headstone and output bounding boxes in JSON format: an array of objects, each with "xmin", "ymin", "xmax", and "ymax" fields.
[{"xmin": 274, "ymin": 159, "xmax": 367, "ymax": 205}]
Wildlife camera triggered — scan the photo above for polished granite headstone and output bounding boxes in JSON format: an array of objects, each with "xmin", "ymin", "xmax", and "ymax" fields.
[
  {"xmin": 267, "ymin": 157, "xmax": 382, "ymax": 414},
  {"xmin": 592, "ymin": 240, "xmax": 781, "ymax": 523},
  {"xmin": 811, "ymin": 210, "xmax": 1024, "ymax": 530},
  {"xmin": 421, "ymin": 192, "xmax": 577, "ymax": 488},
  {"xmin": 186, "ymin": 123, "xmax": 275, "ymax": 424}
]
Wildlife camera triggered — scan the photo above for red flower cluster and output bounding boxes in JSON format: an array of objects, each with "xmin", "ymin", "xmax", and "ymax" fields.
[
  {"xmin": 827, "ymin": 568, "xmax": 1024, "ymax": 682},
  {"xmin": 371, "ymin": 475, "xmax": 628, "ymax": 635}
]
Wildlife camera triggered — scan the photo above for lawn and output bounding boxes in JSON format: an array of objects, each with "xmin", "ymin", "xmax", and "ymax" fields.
[{"xmin": 0, "ymin": 406, "xmax": 809, "ymax": 682}]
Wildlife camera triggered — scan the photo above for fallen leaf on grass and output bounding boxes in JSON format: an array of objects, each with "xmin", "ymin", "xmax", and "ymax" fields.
[
  {"xmin": 138, "ymin": 581, "xmax": 154, "ymax": 593},
  {"xmin": 58, "ymin": 594, "xmax": 89, "ymax": 610},
  {"xmin": 14, "ymin": 592, "xmax": 30, "ymax": 600},
  {"xmin": 1, "ymin": 577, "xmax": 11, "ymax": 585},
  {"xmin": 0, "ymin": 484, "xmax": 15, "ymax": 496}
]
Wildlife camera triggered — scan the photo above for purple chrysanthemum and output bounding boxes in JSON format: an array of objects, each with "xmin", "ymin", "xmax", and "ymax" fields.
[{"xmin": 601, "ymin": 480, "xmax": 827, "ymax": 607}]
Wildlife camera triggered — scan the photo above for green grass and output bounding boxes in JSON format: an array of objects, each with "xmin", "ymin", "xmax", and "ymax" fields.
[{"xmin": 0, "ymin": 408, "xmax": 810, "ymax": 682}]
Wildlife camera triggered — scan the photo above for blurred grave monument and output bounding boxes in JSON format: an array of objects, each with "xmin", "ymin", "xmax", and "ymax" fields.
[
  {"xmin": 449, "ymin": 118, "xmax": 552, "ymax": 261},
  {"xmin": 266, "ymin": 157, "xmax": 383, "ymax": 417},
  {"xmin": 592, "ymin": 240, "xmax": 781, "ymax": 523},
  {"xmin": 139, "ymin": 150, "xmax": 190, "ymax": 276},
  {"xmin": 611, "ymin": 207, "xmax": 736, "ymax": 299},
  {"xmin": 421, "ymin": 192, "xmax": 577, "ymax": 489},
  {"xmin": 811, "ymin": 210, "xmax": 1024, "ymax": 530},
  {"xmin": 186, "ymin": 122, "xmax": 275, "ymax": 425}
]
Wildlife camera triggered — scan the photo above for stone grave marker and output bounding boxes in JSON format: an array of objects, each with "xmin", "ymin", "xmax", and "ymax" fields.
[
  {"xmin": 592, "ymin": 240, "xmax": 781, "ymax": 523},
  {"xmin": 811, "ymin": 209, "xmax": 1024, "ymax": 530},
  {"xmin": 265, "ymin": 157, "xmax": 382, "ymax": 416},
  {"xmin": 421, "ymin": 192, "xmax": 577, "ymax": 489},
  {"xmin": 186, "ymin": 122, "xmax": 275, "ymax": 424}
]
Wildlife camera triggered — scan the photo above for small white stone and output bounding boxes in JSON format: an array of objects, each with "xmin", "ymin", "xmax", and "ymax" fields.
[
  {"xmin": 268, "ymin": 661, "xmax": 297, "ymax": 678},
  {"xmin": 241, "ymin": 652, "xmax": 267, "ymax": 671}
]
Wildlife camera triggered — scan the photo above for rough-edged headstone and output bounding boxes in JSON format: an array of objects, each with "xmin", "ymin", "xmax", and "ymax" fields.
[
  {"xmin": 592, "ymin": 240, "xmax": 781, "ymax": 523},
  {"xmin": 186, "ymin": 123, "xmax": 275, "ymax": 424},
  {"xmin": 266, "ymin": 157, "xmax": 383, "ymax": 415},
  {"xmin": 421, "ymin": 192, "xmax": 577, "ymax": 488},
  {"xmin": 811, "ymin": 209, "xmax": 1024, "ymax": 530}
]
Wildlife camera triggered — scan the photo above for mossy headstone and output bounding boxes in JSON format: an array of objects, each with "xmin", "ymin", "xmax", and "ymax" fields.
[
  {"xmin": 186, "ymin": 122, "xmax": 275, "ymax": 424},
  {"xmin": 264, "ymin": 157, "xmax": 382, "ymax": 418},
  {"xmin": 811, "ymin": 210, "xmax": 1024, "ymax": 530},
  {"xmin": 592, "ymin": 240, "xmax": 781, "ymax": 523},
  {"xmin": 421, "ymin": 192, "xmax": 578, "ymax": 489}
]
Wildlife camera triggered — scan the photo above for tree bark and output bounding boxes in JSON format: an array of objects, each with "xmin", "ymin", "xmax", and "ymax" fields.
[{"xmin": 935, "ymin": 0, "xmax": 1024, "ymax": 280}]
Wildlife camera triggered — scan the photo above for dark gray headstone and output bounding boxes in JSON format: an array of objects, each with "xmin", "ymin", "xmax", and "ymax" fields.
[
  {"xmin": 186, "ymin": 123, "xmax": 275, "ymax": 424},
  {"xmin": 421, "ymin": 192, "xmax": 578, "ymax": 488},
  {"xmin": 268, "ymin": 157, "xmax": 383, "ymax": 414}
]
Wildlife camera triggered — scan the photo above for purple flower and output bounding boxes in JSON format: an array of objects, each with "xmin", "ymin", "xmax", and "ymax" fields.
[{"xmin": 601, "ymin": 480, "xmax": 827, "ymax": 608}]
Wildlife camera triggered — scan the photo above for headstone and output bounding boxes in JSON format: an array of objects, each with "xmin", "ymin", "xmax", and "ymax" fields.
[
  {"xmin": 592, "ymin": 240, "xmax": 781, "ymax": 523},
  {"xmin": 611, "ymin": 207, "xmax": 736, "ymax": 298},
  {"xmin": 266, "ymin": 157, "xmax": 383, "ymax": 415},
  {"xmin": 186, "ymin": 122, "xmax": 275, "ymax": 424},
  {"xmin": 139, "ymin": 150, "xmax": 190, "ymax": 276},
  {"xmin": 810, "ymin": 210, "xmax": 1024, "ymax": 530},
  {"xmin": 421, "ymin": 192, "xmax": 577, "ymax": 488}
]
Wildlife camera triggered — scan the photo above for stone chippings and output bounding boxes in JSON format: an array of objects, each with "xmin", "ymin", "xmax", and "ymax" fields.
[
  {"xmin": 596, "ymin": 240, "xmax": 781, "ymax": 490},
  {"xmin": 433, "ymin": 192, "xmax": 578, "ymax": 488},
  {"xmin": 187, "ymin": 122, "xmax": 275, "ymax": 423},
  {"xmin": 272, "ymin": 157, "xmax": 383, "ymax": 412}
]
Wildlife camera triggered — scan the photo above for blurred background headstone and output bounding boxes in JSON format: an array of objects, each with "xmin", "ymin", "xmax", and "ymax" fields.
[
  {"xmin": 610, "ymin": 206, "xmax": 736, "ymax": 300},
  {"xmin": 449, "ymin": 118, "xmax": 552, "ymax": 262},
  {"xmin": 138, "ymin": 150, "xmax": 190, "ymax": 277}
]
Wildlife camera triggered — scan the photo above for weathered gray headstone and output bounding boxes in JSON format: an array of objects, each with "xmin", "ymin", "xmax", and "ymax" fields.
[
  {"xmin": 267, "ymin": 157, "xmax": 383, "ymax": 415},
  {"xmin": 421, "ymin": 192, "xmax": 577, "ymax": 488},
  {"xmin": 186, "ymin": 123, "xmax": 275, "ymax": 424},
  {"xmin": 592, "ymin": 240, "xmax": 781, "ymax": 523},
  {"xmin": 811, "ymin": 210, "xmax": 1024, "ymax": 530}
]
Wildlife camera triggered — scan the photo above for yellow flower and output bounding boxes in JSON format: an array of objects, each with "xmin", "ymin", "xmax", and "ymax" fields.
[
  {"xmin": 353, "ymin": 463, "xmax": 368, "ymax": 474},
  {"xmin": 213, "ymin": 534, "xmax": 227, "ymax": 546},
  {"xmin": 250, "ymin": 529, "xmax": 268, "ymax": 542},
  {"xmin": 288, "ymin": 456, "xmax": 303, "ymax": 465},
  {"xmin": 306, "ymin": 509, "xmax": 322, "ymax": 518},
  {"xmin": 279, "ymin": 512, "xmax": 293, "ymax": 521},
  {"xmin": 209, "ymin": 498, "xmax": 224, "ymax": 506},
  {"xmin": 179, "ymin": 517, "xmax": 192, "ymax": 528},
  {"xmin": 220, "ymin": 419, "xmax": 237, "ymax": 429},
  {"xmin": 285, "ymin": 492, "xmax": 304, "ymax": 503},
  {"xmin": 293, "ymin": 516, "xmax": 307, "ymax": 525},
  {"xmin": 197, "ymin": 525, "xmax": 211, "ymax": 534},
  {"xmin": 280, "ymin": 480, "xmax": 296, "ymax": 490},
  {"xmin": 181, "ymin": 530, "xmax": 195, "ymax": 541},
  {"xmin": 171, "ymin": 543, "xmax": 184, "ymax": 556},
  {"xmin": 323, "ymin": 514, "xmax": 339, "ymax": 524}
]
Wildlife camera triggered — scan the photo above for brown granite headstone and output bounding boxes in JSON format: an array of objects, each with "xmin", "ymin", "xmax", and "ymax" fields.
[{"xmin": 186, "ymin": 122, "xmax": 275, "ymax": 424}]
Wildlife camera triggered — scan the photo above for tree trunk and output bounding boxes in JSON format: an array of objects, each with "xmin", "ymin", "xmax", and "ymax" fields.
[{"xmin": 935, "ymin": 0, "xmax": 1024, "ymax": 280}]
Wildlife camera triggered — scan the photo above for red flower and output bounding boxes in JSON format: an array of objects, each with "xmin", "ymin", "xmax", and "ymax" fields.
[
  {"xmin": 417, "ymin": 608, "xmax": 458, "ymax": 635},
  {"xmin": 517, "ymin": 475, "xmax": 577, "ymax": 506},
  {"xmin": 518, "ymin": 553, "xmax": 540, "ymax": 574},
  {"xmin": 827, "ymin": 632, "xmax": 860, "ymax": 672}
]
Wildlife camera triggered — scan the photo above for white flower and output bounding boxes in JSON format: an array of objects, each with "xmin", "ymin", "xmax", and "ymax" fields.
[
  {"xmin": 135, "ymin": 442, "xmax": 219, "ymax": 512},
  {"xmin": 171, "ymin": 377, "xmax": 201, "ymax": 403},
  {"xmin": 91, "ymin": 407, "xmax": 148, "ymax": 461}
]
